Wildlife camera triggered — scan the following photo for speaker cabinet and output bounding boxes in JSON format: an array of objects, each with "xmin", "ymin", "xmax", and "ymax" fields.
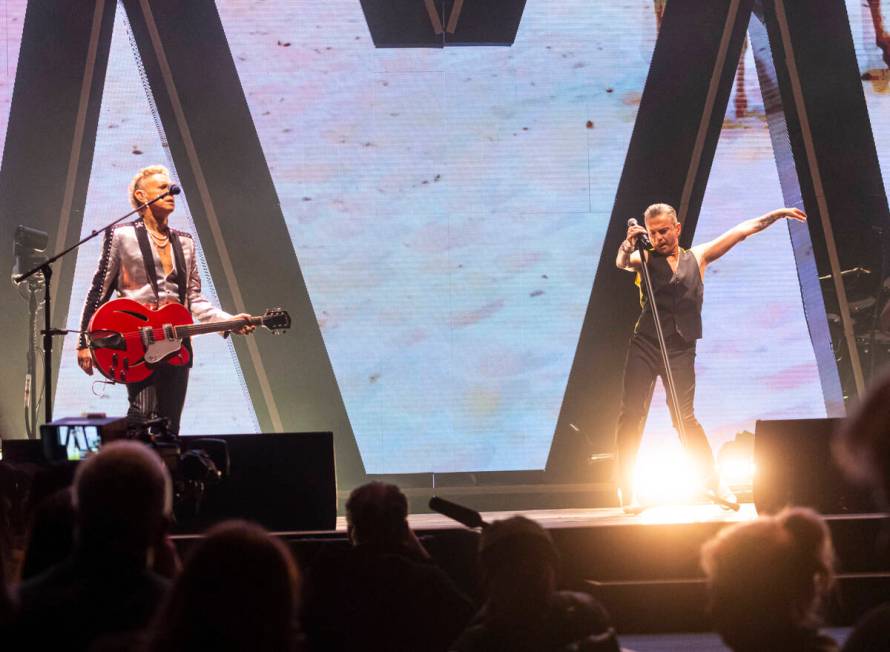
[
  {"xmin": 177, "ymin": 432, "xmax": 336, "ymax": 533},
  {"xmin": 754, "ymin": 418, "xmax": 875, "ymax": 515}
]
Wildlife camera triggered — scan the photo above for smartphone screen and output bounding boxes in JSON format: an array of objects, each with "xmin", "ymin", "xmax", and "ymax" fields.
[{"xmin": 59, "ymin": 425, "xmax": 101, "ymax": 461}]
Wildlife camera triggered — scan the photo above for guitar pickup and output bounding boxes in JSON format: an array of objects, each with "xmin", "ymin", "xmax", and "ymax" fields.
[
  {"xmin": 140, "ymin": 326, "xmax": 155, "ymax": 348},
  {"xmin": 90, "ymin": 333, "xmax": 126, "ymax": 351}
]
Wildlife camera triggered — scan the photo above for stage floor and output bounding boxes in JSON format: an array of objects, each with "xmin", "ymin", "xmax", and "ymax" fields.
[{"xmin": 334, "ymin": 502, "xmax": 761, "ymax": 534}]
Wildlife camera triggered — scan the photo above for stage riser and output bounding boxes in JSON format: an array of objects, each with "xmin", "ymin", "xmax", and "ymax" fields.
[
  {"xmin": 589, "ymin": 576, "xmax": 890, "ymax": 633},
  {"xmin": 269, "ymin": 512, "xmax": 890, "ymax": 634},
  {"xmin": 550, "ymin": 516, "xmax": 890, "ymax": 583}
]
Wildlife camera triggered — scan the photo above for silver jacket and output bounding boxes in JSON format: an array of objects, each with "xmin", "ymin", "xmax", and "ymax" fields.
[{"xmin": 78, "ymin": 219, "xmax": 231, "ymax": 348}]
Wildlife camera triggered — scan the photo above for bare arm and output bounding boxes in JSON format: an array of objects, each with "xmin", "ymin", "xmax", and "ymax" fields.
[
  {"xmin": 691, "ymin": 207, "xmax": 806, "ymax": 271},
  {"xmin": 615, "ymin": 223, "xmax": 647, "ymax": 271}
]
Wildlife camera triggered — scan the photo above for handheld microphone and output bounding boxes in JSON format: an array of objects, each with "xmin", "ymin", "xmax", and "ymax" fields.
[
  {"xmin": 627, "ymin": 218, "xmax": 652, "ymax": 249},
  {"xmin": 429, "ymin": 496, "xmax": 487, "ymax": 530}
]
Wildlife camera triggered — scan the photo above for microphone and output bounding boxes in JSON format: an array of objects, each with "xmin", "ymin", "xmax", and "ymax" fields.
[
  {"xmin": 627, "ymin": 218, "xmax": 652, "ymax": 249},
  {"xmin": 167, "ymin": 184, "xmax": 182, "ymax": 196},
  {"xmin": 429, "ymin": 496, "xmax": 487, "ymax": 530}
]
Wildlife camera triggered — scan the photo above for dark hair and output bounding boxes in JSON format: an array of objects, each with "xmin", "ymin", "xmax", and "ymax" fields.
[
  {"xmin": 21, "ymin": 488, "xmax": 75, "ymax": 580},
  {"xmin": 478, "ymin": 516, "xmax": 559, "ymax": 578},
  {"xmin": 146, "ymin": 520, "xmax": 300, "ymax": 652},
  {"xmin": 701, "ymin": 507, "xmax": 834, "ymax": 643},
  {"xmin": 345, "ymin": 482, "xmax": 409, "ymax": 545}
]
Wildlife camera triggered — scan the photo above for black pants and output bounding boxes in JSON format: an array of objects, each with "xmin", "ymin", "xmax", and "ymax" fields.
[
  {"xmin": 614, "ymin": 333, "xmax": 717, "ymax": 500},
  {"xmin": 126, "ymin": 364, "xmax": 190, "ymax": 436}
]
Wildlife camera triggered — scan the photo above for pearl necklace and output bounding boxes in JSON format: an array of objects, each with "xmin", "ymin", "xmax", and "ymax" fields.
[{"xmin": 147, "ymin": 228, "xmax": 170, "ymax": 249}]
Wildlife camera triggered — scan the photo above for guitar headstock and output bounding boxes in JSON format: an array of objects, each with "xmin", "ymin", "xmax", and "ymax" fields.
[{"xmin": 260, "ymin": 307, "xmax": 291, "ymax": 334}]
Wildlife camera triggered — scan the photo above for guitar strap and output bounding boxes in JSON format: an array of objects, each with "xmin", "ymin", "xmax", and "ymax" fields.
[
  {"xmin": 168, "ymin": 230, "xmax": 188, "ymax": 306},
  {"xmin": 167, "ymin": 228, "xmax": 193, "ymax": 363},
  {"xmin": 134, "ymin": 220, "xmax": 160, "ymax": 305}
]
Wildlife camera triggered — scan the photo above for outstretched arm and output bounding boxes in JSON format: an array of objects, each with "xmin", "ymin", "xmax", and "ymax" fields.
[{"xmin": 691, "ymin": 207, "xmax": 806, "ymax": 270}]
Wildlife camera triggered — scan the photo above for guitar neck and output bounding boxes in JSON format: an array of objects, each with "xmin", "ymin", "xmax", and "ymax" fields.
[{"xmin": 174, "ymin": 315, "xmax": 260, "ymax": 338}]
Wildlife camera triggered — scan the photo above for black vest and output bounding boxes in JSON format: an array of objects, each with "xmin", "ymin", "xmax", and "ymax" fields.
[{"xmin": 634, "ymin": 249, "xmax": 703, "ymax": 343}]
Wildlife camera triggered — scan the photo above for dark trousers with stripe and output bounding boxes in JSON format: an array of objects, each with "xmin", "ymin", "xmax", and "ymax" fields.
[
  {"xmin": 126, "ymin": 364, "xmax": 190, "ymax": 436},
  {"xmin": 614, "ymin": 333, "xmax": 717, "ymax": 501}
]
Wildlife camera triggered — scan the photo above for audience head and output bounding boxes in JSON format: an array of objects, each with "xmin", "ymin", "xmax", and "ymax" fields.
[
  {"xmin": 834, "ymin": 368, "xmax": 890, "ymax": 504},
  {"xmin": 21, "ymin": 488, "xmax": 75, "ymax": 580},
  {"xmin": 147, "ymin": 520, "xmax": 300, "ymax": 652},
  {"xmin": 478, "ymin": 516, "xmax": 559, "ymax": 620},
  {"xmin": 701, "ymin": 507, "xmax": 834, "ymax": 650},
  {"xmin": 72, "ymin": 440, "xmax": 172, "ymax": 559},
  {"xmin": 345, "ymin": 481, "xmax": 410, "ymax": 547}
]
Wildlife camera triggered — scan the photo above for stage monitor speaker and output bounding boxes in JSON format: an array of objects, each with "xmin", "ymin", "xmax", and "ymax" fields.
[
  {"xmin": 1, "ymin": 438, "xmax": 44, "ymax": 463},
  {"xmin": 178, "ymin": 432, "xmax": 336, "ymax": 534},
  {"xmin": 754, "ymin": 418, "xmax": 875, "ymax": 515}
]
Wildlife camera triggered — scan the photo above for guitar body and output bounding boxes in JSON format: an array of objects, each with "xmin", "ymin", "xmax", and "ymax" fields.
[{"xmin": 88, "ymin": 298, "xmax": 192, "ymax": 384}]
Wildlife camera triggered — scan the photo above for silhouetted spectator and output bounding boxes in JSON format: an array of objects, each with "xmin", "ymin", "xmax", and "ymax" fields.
[
  {"xmin": 144, "ymin": 519, "xmax": 301, "ymax": 652},
  {"xmin": 701, "ymin": 506, "xmax": 837, "ymax": 652},
  {"xmin": 834, "ymin": 369, "xmax": 890, "ymax": 651},
  {"xmin": 0, "ymin": 517, "xmax": 13, "ymax": 634},
  {"xmin": 451, "ymin": 516, "xmax": 618, "ymax": 652},
  {"xmin": 20, "ymin": 488, "xmax": 75, "ymax": 581},
  {"xmin": 302, "ymin": 481, "xmax": 474, "ymax": 652},
  {"xmin": 0, "ymin": 461, "xmax": 17, "ymax": 631},
  {"xmin": 11, "ymin": 441, "xmax": 172, "ymax": 651},
  {"xmin": 834, "ymin": 368, "xmax": 890, "ymax": 504}
]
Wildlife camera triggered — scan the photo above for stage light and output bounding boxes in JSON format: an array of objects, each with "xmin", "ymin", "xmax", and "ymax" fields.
[
  {"xmin": 716, "ymin": 431, "xmax": 756, "ymax": 500},
  {"xmin": 633, "ymin": 440, "xmax": 703, "ymax": 506},
  {"xmin": 12, "ymin": 224, "xmax": 48, "ymax": 284},
  {"xmin": 719, "ymin": 457, "xmax": 756, "ymax": 487}
]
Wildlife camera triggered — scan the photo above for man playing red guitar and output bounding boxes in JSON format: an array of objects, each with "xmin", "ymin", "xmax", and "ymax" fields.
[{"xmin": 76, "ymin": 165, "xmax": 255, "ymax": 436}]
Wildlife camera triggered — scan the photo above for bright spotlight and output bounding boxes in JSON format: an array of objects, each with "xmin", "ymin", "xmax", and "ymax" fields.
[
  {"xmin": 716, "ymin": 431, "xmax": 756, "ymax": 500},
  {"xmin": 633, "ymin": 441, "xmax": 703, "ymax": 506},
  {"xmin": 719, "ymin": 458, "xmax": 756, "ymax": 487}
]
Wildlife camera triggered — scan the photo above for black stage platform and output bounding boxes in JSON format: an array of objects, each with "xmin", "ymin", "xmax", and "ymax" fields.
[{"xmin": 172, "ymin": 504, "xmax": 890, "ymax": 634}]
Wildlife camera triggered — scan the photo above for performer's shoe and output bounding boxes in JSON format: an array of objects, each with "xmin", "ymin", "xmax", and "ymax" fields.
[
  {"xmin": 704, "ymin": 484, "xmax": 739, "ymax": 511},
  {"xmin": 618, "ymin": 486, "xmax": 644, "ymax": 515}
]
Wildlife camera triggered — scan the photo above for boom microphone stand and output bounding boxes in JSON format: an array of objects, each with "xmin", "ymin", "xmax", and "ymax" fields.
[
  {"xmin": 631, "ymin": 235, "xmax": 739, "ymax": 513},
  {"xmin": 13, "ymin": 185, "xmax": 181, "ymax": 427}
]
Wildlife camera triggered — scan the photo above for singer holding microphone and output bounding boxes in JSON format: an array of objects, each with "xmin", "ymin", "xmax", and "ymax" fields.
[
  {"xmin": 75, "ymin": 165, "xmax": 255, "ymax": 436},
  {"xmin": 613, "ymin": 202, "xmax": 806, "ymax": 510}
]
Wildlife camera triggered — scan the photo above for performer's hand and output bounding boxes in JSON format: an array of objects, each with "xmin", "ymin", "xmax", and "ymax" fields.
[
  {"xmin": 625, "ymin": 222, "xmax": 648, "ymax": 247},
  {"xmin": 770, "ymin": 207, "xmax": 807, "ymax": 223},
  {"xmin": 233, "ymin": 313, "xmax": 256, "ymax": 335},
  {"xmin": 76, "ymin": 347, "xmax": 93, "ymax": 375}
]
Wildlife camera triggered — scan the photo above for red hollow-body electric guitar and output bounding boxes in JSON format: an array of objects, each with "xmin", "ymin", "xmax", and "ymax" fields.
[{"xmin": 88, "ymin": 297, "xmax": 291, "ymax": 383}]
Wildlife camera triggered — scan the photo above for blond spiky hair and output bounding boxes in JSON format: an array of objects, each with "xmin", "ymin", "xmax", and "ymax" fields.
[{"xmin": 128, "ymin": 165, "xmax": 171, "ymax": 210}]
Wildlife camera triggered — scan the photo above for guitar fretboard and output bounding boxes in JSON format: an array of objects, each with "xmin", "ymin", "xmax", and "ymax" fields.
[{"xmin": 174, "ymin": 316, "xmax": 260, "ymax": 338}]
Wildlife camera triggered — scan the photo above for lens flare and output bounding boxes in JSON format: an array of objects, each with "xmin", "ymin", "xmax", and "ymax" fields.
[{"xmin": 633, "ymin": 441, "xmax": 703, "ymax": 506}]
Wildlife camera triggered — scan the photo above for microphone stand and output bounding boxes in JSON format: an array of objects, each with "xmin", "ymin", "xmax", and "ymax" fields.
[
  {"xmin": 632, "ymin": 237, "xmax": 739, "ymax": 513},
  {"xmin": 13, "ymin": 190, "xmax": 176, "ymax": 427}
]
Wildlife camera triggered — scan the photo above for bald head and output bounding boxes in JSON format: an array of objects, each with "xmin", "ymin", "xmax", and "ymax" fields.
[{"xmin": 73, "ymin": 441, "xmax": 172, "ymax": 553}]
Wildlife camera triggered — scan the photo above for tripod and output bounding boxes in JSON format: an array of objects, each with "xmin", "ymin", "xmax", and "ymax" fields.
[{"xmin": 625, "ymin": 237, "xmax": 739, "ymax": 514}]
